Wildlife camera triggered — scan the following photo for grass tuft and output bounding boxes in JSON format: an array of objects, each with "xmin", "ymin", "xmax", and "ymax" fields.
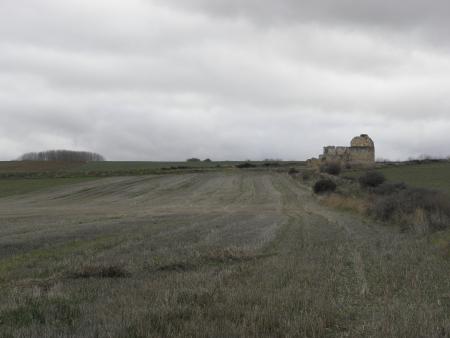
[
  {"xmin": 0, "ymin": 297, "xmax": 80, "ymax": 329},
  {"xmin": 69, "ymin": 264, "xmax": 131, "ymax": 279}
]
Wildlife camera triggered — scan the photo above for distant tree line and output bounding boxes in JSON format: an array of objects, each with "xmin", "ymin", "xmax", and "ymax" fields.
[{"xmin": 19, "ymin": 150, "xmax": 105, "ymax": 162}]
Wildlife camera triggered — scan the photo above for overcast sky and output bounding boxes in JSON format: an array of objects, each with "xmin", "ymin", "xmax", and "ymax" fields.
[{"xmin": 1, "ymin": 0, "xmax": 450, "ymax": 161}]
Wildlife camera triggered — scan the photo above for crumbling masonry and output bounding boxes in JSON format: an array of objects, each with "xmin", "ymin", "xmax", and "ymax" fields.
[{"xmin": 308, "ymin": 134, "xmax": 375, "ymax": 168}]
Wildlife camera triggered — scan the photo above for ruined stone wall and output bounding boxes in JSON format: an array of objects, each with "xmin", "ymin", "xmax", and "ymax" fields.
[
  {"xmin": 309, "ymin": 134, "xmax": 375, "ymax": 168},
  {"xmin": 349, "ymin": 146, "xmax": 375, "ymax": 165},
  {"xmin": 322, "ymin": 146, "xmax": 349, "ymax": 163}
]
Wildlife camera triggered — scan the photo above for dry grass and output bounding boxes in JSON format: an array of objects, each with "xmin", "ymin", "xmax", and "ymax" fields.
[
  {"xmin": 321, "ymin": 193, "xmax": 368, "ymax": 214},
  {"xmin": 0, "ymin": 172, "xmax": 449, "ymax": 337},
  {"xmin": 368, "ymin": 187, "xmax": 450, "ymax": 232},
  {"xmin": 69, "ymin": 264, "xmax": 131, "ymax": 279}
]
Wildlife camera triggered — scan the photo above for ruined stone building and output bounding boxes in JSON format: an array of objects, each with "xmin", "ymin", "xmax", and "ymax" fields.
[{"xmin": 308, "ymin": 134, "xmax": 375, "ymax": 167}]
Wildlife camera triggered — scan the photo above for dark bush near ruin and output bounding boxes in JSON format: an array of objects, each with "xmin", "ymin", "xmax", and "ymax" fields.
[
  {"xmin": 288, "ymin": 168, "xmax": 299, "ymax": 175},
  {"xmin": 263, "ymin": 162, "xmax": 280, "ymax": 167},
  {"xmin": 320, "ymin": 162, "xmax": 341, "ymax": 176},
  {"xmin": 313, "ymin": 179, "xmax": 337, "ymax": 194},
  {"xmin": 236, "ymin": 162, "xmax": 256, "ymax": 169},
  {"xmin": 359, "ymin": 171, "xmax": 386, "ymax": 188}
]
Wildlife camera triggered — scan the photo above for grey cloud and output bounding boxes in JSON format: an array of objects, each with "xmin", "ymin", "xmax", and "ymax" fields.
[
  {"xmin": 162, "ymin": 0, "xmax": 450, "ymax": 32},
  {"xmin": 1, "ymin": 0, "xmax": 450, "ymax": 161}
]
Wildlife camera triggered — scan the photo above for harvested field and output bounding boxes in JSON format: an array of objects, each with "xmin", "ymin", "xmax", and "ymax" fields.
[
  {"xmin": 0, "ymin": 161, "xmax": 85, "ymax": 173},
  {"xmin": 0, "ymin": 171, "xmax": 449, "ymax": 337}
]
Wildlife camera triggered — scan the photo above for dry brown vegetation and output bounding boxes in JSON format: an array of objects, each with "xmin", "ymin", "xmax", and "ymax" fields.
[
  {"xmin": 69, "ymin": 264, "xmax": 131, "ymax": 279},
  {"xmin": 321, "ymin": 193, "xmax": 369, "ymax": 214},
  {"xmin": 0, "ymin": 171, "xmax": 449, "ymax": 337},
  {"xmin": 320, "ymin": 173, "xmax": 450, "ymax": 235}
]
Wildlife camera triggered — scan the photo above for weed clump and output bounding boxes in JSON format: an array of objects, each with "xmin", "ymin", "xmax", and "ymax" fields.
[
  {"xmin": 320, "ymin": 162, "xmax": 341, "ymax": 176},
  {"xmin": 0, "ymin": 297, "xmax": 80, "ymax": 328},
  {"xmin": 369, "ymin": 187, "xmax": 450, "ymax": 232},
  {"xmin": 359, "ymin": 171, "xmax": 386, "ymax": 188},
  {"xmin": 302, "ymin": 171, "xmax": 312, "ymax": 181},
  {"xmin": 154, "ymin": 262, "xmax": 197, "ymax": 272},
  {"xmin": 314, "ymin": 179, "xmax": 337, "ymax": 194},
  {"xmin": 70, "ymin": 264, "xmax": 130, "ymax": 279},
  {"xmin": 288, "ymin": 168, "xmax": 299, "ymax": 175},
  {"xmin": 372, "ymin": 182, "xmax": 407, "ymax": 195},
  {"xmin": 236, "ymin": 163, "xmax": 256, "ymax": 169},
  {"xmin": 263, "ymin": 162, "xmax": 280, "ymax": 167}
]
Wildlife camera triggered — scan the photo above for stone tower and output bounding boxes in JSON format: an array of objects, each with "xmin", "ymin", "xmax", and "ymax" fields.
[
  {"xmin": 350, "ymin": 134, "xmax": 374, "ymax": 148},
  {"xmin": 348, "ymin": 134, "xmax": 375, "ymax": 165},
  {"xmin": 308, "ymin": 134, "xmax": 375, "ymax": 168}
]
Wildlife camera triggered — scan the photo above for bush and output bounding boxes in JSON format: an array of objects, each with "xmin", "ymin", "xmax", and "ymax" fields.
[
  {"xmin": 263, "ymin": 162, "xmax": 280, "ymax": 167},
  {"xmin": 372, "ymin": 182, "xmax": 407, "ymax": 195},
  {"xmin": 369, "ymin": 187, "xmax": 450, "ymax": 232},
  {"xmin": 359, "ymin": 171, "xmax": 386, "ymax": 188},
  {"xmin": 302, "ymin": 171, "xmax": 312, "ymax": 181},
  {"xmin": 313, "ymin": 179, "xmax": 337, "ymax": 194},
  {"xmin": 288, "ymin": 168, "xmax": 299, "ymax": 175},
  {"xmin": 70, "ymin": 264, "xmax": 130, "ymax": 279},
  {"xmin": 236, "ymin": 162, "xmax": 256, "ymax": 169},
  {"xmin": 203, "ymin": 158, "xmax": 212, "ymax": 162},
  {"xmin": 320, "ymin": 162, "xmax": 341, "ymax": 176},
  {"xmin": 186, "ymin": 158, "xmax": 201, "ymax": 162}
]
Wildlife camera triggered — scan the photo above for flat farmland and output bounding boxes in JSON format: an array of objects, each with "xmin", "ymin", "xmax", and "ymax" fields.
[
  {"xmin": 377, "ymin": 162, "xmax": 450, "ymax": 194},
  {"xmin": 0, "ymin": 171, "xmax": 449, "ymax": 337},
  {"xmin": 0, "ymin": 161, "xmax": 305, "ymax": 181},
  {"xmin": 349, "ymin": 162, "xmax": 450, "ymax": 194}
]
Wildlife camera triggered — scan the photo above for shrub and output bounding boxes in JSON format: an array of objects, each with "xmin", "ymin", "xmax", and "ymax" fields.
[
  {"xmin": 70, "ymin": 264, "xmax": 130, "ymax": 279},
  {"xmin": 263, "ymin": 162, "xmax": 280, "ymax": 167},
  {"xmin": 236, "ymin": 162, "xmax": 256, "ymax": 169},
  {"xmin": 359, "ymin": 171, "xmax": 386, "ymax": 188},
  {"xmin": 288, "ymin": 168, "xmax": 299, "ymax": 175},
  {"xmin": 369, "ymin": 187, "xmax": 450, "ymax": 232},
  {"xmin": 186, "ymin": 158, "xmax": 201, "ymax": 162},
  {"xmin": 320, "ymin": 162, "xmax": 341, "ymax": 176},
  {"xmin": 203, "ymin": 158, "xmax": 212, "ymax": 162},
  {"xmin": 372, "ymin": 182, "xmax": 407, "ymax": 195},
  {"xmin": 313, "ymin": 179, "xmax": 337, "ymax": 194},
  {"xmin": 302, "ymin": 171, "xmax": 312, "ymax": 181}
]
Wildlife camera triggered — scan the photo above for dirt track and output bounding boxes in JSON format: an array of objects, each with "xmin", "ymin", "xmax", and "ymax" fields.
[{"xmin": 0, "ymin": 171, "xmax": 449, "ymax": 337}]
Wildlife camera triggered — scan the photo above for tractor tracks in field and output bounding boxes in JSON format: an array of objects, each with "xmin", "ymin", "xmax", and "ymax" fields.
[{"xmin": 273, "ymin": 173, "xmax": 374, "ymax": 302}]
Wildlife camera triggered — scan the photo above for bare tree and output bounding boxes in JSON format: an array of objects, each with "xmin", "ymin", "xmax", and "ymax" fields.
[{"xmin": 18, "ymin": 150, "xmax": 105, "ymax": 162}]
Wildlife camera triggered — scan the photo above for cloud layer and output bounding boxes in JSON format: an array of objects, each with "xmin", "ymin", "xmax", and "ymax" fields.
[{"xmin": 1, "ymin": 0, "xmax": 450, "ymax": 160}]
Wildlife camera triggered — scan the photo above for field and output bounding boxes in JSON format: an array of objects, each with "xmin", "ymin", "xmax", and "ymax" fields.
[
  {"xmin": 0, "ymin": 161, "xmax": 304, "ymax": 176},
  {"xmin": 0, "ymin": 178, "xmax": 99, "ymax": 199},
  {"xmin": 0, "ymin": 166, "xmax": 449, "ymax": 337},
  {"xmin": 349, "ymin": 162, "xmax": 450, "ymax": 194}
]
